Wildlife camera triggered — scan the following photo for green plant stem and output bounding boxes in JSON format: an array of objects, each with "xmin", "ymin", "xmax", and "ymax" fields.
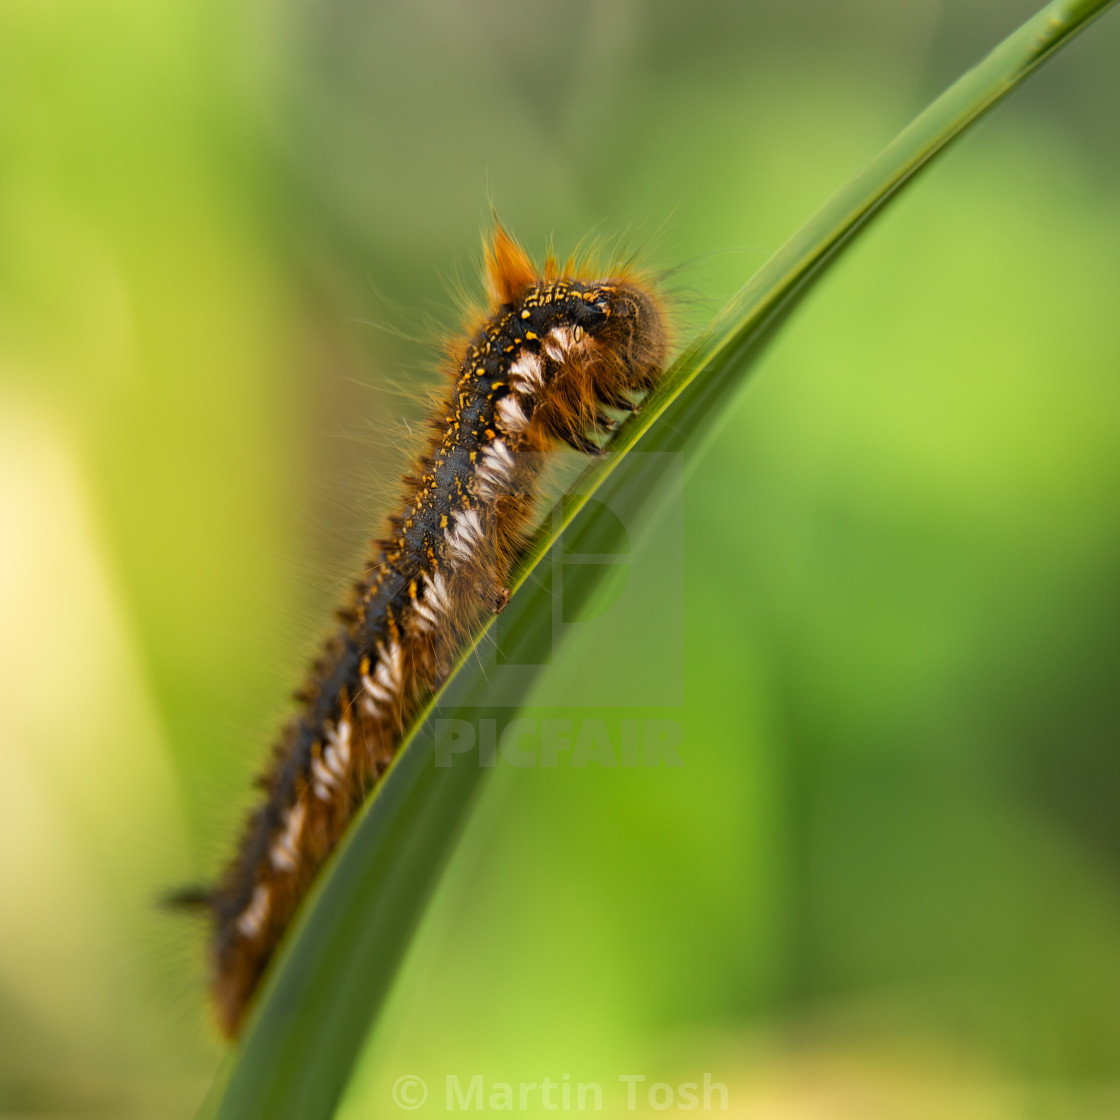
[{"xmin": 202, "ymin": 2, "xmax": 1118, "ymax": 1117}]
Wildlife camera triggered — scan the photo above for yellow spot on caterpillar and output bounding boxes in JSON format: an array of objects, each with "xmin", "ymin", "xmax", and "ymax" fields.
[
  {"xmin": 491, "ymin": 381, "xmax": 504, "ymax": 389},
  {"xmin": 408, "ymin": 579, "xmax": 418, "ymax": 601},
  {"xmin": 525, "ymin": 331, "xmax": 537, "ymax": 340},
  {"xmin": 520, "ymin": 309, "xmax": 530, "ymax": 318},
  {"xmin": 468, "ymin": 451, "xmax": 477, "ymax": 463},
  {"xmin": 440, "ymin": 514, "xmax": 448, "ymax": 527},
  {"xmin": 484, "ymin": 429, "xmax": 496, "ymax": 439}
]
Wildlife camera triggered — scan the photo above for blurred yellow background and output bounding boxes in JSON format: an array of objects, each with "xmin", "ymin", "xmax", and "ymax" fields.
[{"xmin": 2, "ymin": 1, "xmax": 1119, "ymax": 1116}]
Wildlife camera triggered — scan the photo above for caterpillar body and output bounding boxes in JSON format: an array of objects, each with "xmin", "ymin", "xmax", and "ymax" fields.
[{"xmin": 194, "ymin": 227, "xmax": 669, "ymax": 1037}]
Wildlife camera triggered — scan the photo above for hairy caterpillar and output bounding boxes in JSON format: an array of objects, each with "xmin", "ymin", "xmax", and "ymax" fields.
[{"xmin": 184, "ymin": 227, "xmax": 669, "ymax": 1037}]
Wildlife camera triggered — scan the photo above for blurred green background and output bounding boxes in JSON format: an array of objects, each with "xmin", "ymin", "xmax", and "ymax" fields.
[{"xmin": 2, "ymin": 1, "xmax": 1119, "ymax": 1116}]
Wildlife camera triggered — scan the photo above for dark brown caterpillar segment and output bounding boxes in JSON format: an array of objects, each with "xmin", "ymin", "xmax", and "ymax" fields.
[{"xmin": 199, "ymin": 227, "xmax": 669, "ymax": 1037}]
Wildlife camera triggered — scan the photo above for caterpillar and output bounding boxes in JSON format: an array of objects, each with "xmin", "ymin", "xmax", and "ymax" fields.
[{"xmin": 185, "ymin": 226, "xmax": 669, "ymax": 1038}]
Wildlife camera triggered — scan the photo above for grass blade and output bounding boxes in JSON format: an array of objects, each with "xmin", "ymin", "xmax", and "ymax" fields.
[{"xmin": 202, "ymin": 1, "xmax": 1117, "ymax": 1115}]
